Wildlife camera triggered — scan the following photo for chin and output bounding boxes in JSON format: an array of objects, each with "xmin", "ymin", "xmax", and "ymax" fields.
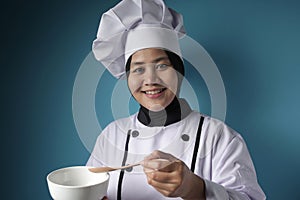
[{"xmin": 148, "ymin": 105, "xmax": 165, "ymax": 112}]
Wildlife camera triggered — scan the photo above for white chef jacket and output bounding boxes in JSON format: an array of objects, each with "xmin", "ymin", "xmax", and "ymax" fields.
[{"xmin": 87, "ymin": 111, "xmax": 266, "ymax": 200}]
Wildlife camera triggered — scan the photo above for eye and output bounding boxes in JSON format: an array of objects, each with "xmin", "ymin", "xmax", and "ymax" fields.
[
  {"xmin": 131, "ymin": 67, "xmax": 145, "ymax": 74},
  {"xmin": 155, "ymin": 64, "xmax": 169, "ymax": 71}
]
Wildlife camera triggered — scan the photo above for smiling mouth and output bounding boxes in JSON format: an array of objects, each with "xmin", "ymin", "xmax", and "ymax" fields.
[{"xmin": 142, "ymin": 88, "xmax": 166, "ymax": 95}]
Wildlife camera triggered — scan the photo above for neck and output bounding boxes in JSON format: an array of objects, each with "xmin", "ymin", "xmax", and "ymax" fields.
[{"xmin": 137, "ymin": 98, "xmax": 192, "ymax": 127}]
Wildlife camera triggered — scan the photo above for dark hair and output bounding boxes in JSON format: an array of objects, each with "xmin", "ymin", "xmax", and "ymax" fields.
[{"xmin": 165, "ymin": 50, "xmax": 184, "ymax": 77}]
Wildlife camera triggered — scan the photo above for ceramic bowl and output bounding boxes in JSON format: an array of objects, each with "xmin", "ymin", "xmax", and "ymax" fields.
[{"xmin": 47, "ymin": 166, "xmax": 109, "ymax": 200}]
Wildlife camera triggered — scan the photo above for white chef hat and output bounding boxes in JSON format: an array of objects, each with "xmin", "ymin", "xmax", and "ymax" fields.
[{"xmin": 92, "ymin": 0, "xmax": 186, "ymax": 79}]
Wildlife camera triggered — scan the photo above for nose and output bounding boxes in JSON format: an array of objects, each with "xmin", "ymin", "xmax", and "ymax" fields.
[{"xmin": 144, "ymin": 68, "xmax": 159, "ymax": 85}]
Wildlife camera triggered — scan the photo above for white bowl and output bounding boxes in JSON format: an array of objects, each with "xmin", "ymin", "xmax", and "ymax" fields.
[{"xmin": 47, "ymin": 166, "xmax": 109, "ymax": 200}]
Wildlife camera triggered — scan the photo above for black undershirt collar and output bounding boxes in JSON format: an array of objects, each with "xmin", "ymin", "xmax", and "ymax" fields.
[{"xmin": 137, "ymin": 98, "xmax": 192, "ymax": 127}]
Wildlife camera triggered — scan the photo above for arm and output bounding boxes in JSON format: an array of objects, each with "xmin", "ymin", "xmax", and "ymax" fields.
[
  {"xmin": 86, "ymin": 133, "xmax": 105, "ymax": 167},
  {"xmin": 204, "ymin": 134, "xmax": 266, "ymax": 200},
  {"xmin": 142, "ymin": 134, "xmax": 266, "ymax": 200},
  {"xmin": 142, "ymin": 150, "xmax": 206, "ymax": 200}
]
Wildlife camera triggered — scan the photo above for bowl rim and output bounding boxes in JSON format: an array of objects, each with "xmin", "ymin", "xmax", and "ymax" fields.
[{"xmin": 46, "ymin": 166, "xmax": 109, "ymax": 189}]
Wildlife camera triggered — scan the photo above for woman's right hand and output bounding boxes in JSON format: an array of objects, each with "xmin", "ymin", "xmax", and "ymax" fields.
[{"xmin": 141, "ymin": 150, "xmax": 205, "ymax": 199}]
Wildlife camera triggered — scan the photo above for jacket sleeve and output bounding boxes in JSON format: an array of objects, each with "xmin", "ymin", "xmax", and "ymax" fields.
[
  {"xmin": 86, "ymin": 132, "xmax": 106, "ymax": 167},
  {"xmin": 203, "ymin": 129, "xmax": 266, "ymax": 200},
  {"xmin": 86, "ymin": 121, "xmax": 127, "ymax": 168}
]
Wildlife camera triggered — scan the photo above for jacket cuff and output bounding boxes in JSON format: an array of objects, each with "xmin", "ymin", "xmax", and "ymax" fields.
[{"xmin": 203, "ymin": 179, "xmax": 229, "ymax": 200}]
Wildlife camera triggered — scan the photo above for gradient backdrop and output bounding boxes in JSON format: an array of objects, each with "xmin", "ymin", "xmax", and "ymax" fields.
[{"xmin": 3, "ymin": 0, "xmax": 300, "ymax": 199}]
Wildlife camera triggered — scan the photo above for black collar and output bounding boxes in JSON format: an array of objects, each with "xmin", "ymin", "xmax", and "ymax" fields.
[{"xmin": 137, "ymin": 98, "xmax": 192, "ymax": 127}]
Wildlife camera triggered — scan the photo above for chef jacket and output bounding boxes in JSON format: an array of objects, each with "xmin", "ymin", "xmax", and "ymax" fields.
[{"xmin": 87, "ymin": 111, "xmax": 266, "ymax": 200}]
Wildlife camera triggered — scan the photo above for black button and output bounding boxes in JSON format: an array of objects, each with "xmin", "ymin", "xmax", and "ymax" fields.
[
  {"xmin": 181, "ymin": 134, "xmax": 190, "ymax": 141},
  {"xmin": 131, "ymin": 130, "xmax": 139, "ymax": 137}
]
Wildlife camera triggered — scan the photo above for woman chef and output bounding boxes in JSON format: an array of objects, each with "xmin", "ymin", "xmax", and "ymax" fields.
[{"xmin": 87, "ymin": 0, "xmax": 266, "ymax": 199}]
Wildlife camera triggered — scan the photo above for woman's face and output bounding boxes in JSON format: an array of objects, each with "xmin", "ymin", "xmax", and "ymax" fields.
[{"xmin": 127, "ymin": 48, "xmax": 178, "ymax": 112}]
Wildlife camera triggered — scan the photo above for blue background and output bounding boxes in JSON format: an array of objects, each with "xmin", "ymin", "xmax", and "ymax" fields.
[{"xmin": 3, "ymin": 0, "xmax": 300, "ymax": 199}]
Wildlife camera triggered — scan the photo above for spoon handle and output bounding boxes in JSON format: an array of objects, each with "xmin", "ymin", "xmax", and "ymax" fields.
[
  {"xmin": 89, "ymin": 162, "xmax": 141, "ymax": 173},
  {"xmin": 118, "ymin": 162, "xmax": 140, "ymax": 170}
]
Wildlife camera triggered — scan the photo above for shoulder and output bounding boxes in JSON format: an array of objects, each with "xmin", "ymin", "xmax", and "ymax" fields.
[
  {"xmin": 186, "ymin": 112, "xmax": 237, "ymax": 135},
  {"xmin": 198, "ymin": 114, "xmax": 246, "ymax": 156},
  {"xmin": 183, "ymin": 111, "xmax": 240, "ymax": 138},
  {"xmin": 95, "ymin": 113, "xmax": 138, "ymax": 145},
  {"xmin": 103, "ymin": 113, "xmax": 138, "ymax": 133},
  {"xmin": 95, "ymin": 113, "xmax": 138, "ymax": 152},
  {"xmin": 202, "ymin": 115, "xmax": 241, "ymax": 139}
]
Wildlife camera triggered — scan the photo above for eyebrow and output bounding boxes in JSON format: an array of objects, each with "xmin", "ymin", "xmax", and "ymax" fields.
[{"xmin": 131, "ymin": 56, "xmax": 170, "ymax": 66}]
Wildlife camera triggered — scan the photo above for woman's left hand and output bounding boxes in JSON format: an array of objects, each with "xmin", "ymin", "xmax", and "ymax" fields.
[{"xmin": 141, "ymin": 150, "xmax": 205, "ymax": 199}]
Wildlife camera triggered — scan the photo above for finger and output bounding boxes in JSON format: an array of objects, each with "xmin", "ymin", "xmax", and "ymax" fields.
[
  {"xmin": 146, "ymin": 175, "xmax": 180, "ymax": 196},
  {"xmin": 159, "ymin": 160, "xmax": 181, "ymax": 172},
  {"xmin": 142, "ymin": 159, "xmax": 174, "ymax": 171},
  {"xmin": 155, "ymin": 187, "xmax": 178, "ymax": 198},
  {"xmin": 143, "ymin": 150, "xmax": 163, "ymax": 160},
  {"xmin": 146, "ymin": 170, "xmax": 181, "ymax": 183},
  {"xmin": 145, "ymin": 150, "xmax": 176, "ymax": 161}
]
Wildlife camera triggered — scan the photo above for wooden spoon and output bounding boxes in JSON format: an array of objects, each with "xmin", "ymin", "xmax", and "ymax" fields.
[{"xmin": 88, "ymin": 162, "xmax": 141, "ymax": 173}]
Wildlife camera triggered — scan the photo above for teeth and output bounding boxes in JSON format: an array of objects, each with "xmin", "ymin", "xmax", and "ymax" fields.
[{"xmin": 145, "ymin": 89, "xmax": 163, "ymax": 95}]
